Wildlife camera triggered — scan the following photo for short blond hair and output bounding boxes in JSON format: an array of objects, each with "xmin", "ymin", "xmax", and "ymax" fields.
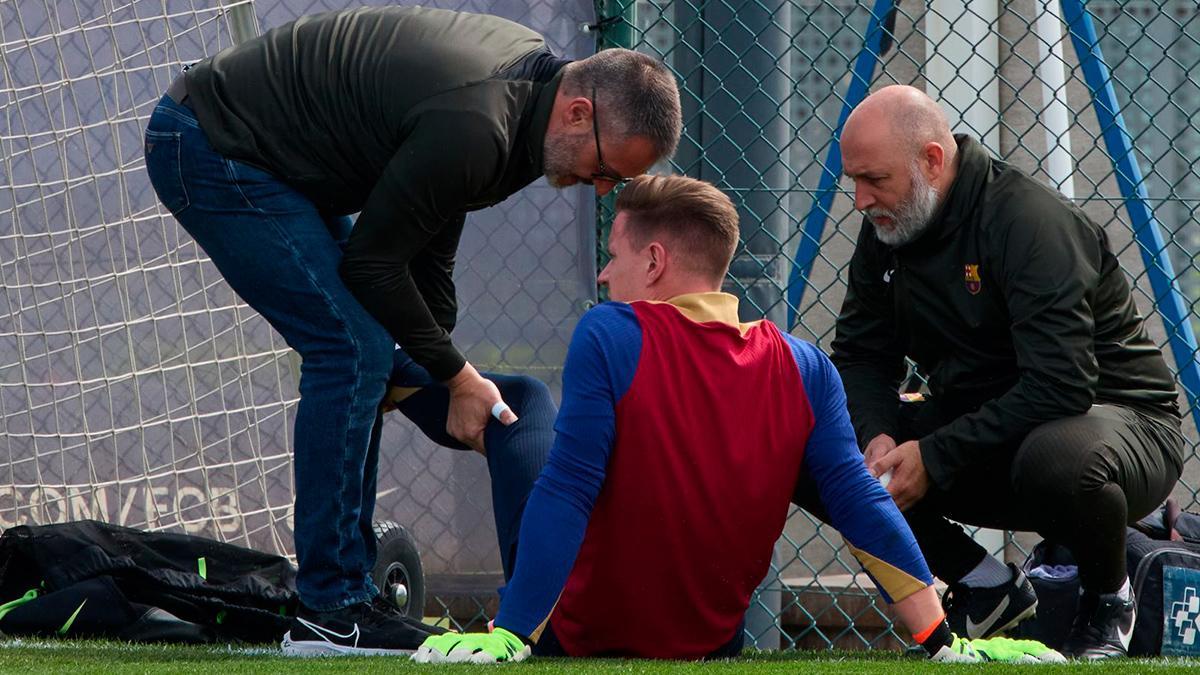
[{"xmin": 615, "ymin": 175, "xmax": 739, "ymax": 282}]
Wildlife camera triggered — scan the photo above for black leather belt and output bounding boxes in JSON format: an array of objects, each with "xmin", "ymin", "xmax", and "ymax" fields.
[{"xmin": 166, "ymin": 73, "xmax": 189, "ymax": 106}]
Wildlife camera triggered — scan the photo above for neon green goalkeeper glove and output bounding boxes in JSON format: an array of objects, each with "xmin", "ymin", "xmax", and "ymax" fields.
[
  {"xmin": 931, "ymin": 634, "xmax": 1066, "ymax": 663},
  {"xmin": 411, "ymin": 626, "xmax": 531, "ymax": 664}
]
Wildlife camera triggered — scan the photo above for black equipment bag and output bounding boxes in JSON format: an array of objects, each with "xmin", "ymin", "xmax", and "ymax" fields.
[
  {"xmin": 1013, "ymin": 540, "xmax": 1080, "ymax": 650},
  {"xmin": 1125, "ymin": 499, "xmax": 1200, "ymax": 657},
  {"xmin": 0, "ymin": 520, "xmax": 298, "ymax": 643},
  {"xmin": 1124, "ymin": 529, "xmax": 1200, "ymax": 656}
]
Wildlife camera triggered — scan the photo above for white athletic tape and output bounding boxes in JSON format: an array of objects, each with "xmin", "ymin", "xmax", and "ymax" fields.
[
  {"xmin": 879, "ymin": 469, "xmax": 894, "ymax": 489},
  {"xmin": 491, "ymin": 402, "xmax": 512, "ymax": 420}
]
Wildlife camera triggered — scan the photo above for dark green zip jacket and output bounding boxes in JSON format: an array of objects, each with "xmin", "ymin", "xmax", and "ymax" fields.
[
  {"xmin": 831, "ymin": 135, "xmax": 1181, "ymax": 489},
  {"xmin": 184, "ymin": 7, "xmax": 569, "ymax": 380}
]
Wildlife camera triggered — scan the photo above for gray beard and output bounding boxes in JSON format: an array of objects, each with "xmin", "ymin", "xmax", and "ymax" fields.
[
  {"xmin": 543, "ymin": 131, "xmax": 587, "ymax": 188},
  {"xmin": 867, "ymin": 168, "xmax": 940, "ymax": 247}
]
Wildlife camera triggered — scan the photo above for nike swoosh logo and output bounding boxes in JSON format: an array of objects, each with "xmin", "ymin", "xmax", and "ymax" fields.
[
  {"xmin": 297, "ymin": 617, "xmax": 360, "ymax": 647},
  {"xmin": 966, "ymin": 595, "xmax": 1010, "ymax": 639},
  {"xmin": 1117, "ymin": 602, "xmax": 1136, "ymax": 649},
  {"xmin": 59, "ymin": 599, "xmax": 87, "ymax": 635}
]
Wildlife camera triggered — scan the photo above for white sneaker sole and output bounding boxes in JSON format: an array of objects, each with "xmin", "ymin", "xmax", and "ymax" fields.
[{"xmin": 281, "ymin": 631, "xmax": 416, "ymax": 657}]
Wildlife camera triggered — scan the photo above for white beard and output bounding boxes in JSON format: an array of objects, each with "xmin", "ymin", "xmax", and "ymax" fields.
[{"xmin": 866, "ymin": 165, "xmax": 940, "ymax": 247}]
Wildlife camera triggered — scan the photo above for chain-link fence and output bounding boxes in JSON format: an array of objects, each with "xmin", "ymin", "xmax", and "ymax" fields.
[
  {"xmin": 602, "ymin": 0, "xmax": 1200, "ymax": 650},
  {"xmin": 4, "ymin": 0, "xmax": 1200, "ymax": 653}
]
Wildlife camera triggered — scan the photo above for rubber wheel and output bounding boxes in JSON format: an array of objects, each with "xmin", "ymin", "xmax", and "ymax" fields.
[{"xmin": 372, "ymin": 520, "xmax": 424, "ymax": 619}]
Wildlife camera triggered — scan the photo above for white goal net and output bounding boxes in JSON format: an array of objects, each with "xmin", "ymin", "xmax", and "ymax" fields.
[
  {"xmin": 1, "ymin": 0, "xmax": 598, "ymax": 574},
  {"xmin": 1, "ymin": 0, "xmax": 295, "ymax": 553}
]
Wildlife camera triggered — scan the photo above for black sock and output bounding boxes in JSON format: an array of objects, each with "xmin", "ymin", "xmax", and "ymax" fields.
[{"xmin": 919, "ymin": 619, "xmax": 954, "ymax": 657}]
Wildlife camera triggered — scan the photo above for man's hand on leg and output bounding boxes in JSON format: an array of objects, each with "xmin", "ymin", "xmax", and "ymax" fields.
[{"xmin": 446, "ymin": 362, "xmax": 517, "ymax": 454}]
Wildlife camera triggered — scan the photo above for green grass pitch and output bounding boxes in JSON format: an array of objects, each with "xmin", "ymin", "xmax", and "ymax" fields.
[{"xmin": 0, "ymin": 640, "xmax": 1197, "ymax": 673}]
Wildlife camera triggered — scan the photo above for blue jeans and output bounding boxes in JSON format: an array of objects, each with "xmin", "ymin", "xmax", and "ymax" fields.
[{"xmin": 144, "ymin": 94, "xmax": 555, "ymax": 611}]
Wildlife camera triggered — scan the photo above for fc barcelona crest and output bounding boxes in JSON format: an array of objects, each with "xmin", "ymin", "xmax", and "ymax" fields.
[{"xmin": 964, "ymin": 264, "xmax": 981, "ymax": 295}]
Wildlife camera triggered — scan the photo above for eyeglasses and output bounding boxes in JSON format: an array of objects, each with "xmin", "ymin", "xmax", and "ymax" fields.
[{"xmin": 590, "ymin": 87, "xmax": 629, "ymax": 185}]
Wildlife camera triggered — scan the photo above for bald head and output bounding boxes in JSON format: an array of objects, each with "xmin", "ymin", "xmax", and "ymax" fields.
[
  {"xmin": 841, "ymin": 86, "xmax": 960, "ymax": 247},
  {"xmin": 844, "ymin": 85, "xmax": 955, "ymax": 157}
]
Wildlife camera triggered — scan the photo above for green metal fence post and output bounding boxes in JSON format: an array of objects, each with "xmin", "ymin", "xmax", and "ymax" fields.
[
  {"xmin": 221, "ymin": 0, "xmax": 259, "ymax": 44},
  {"xmin": 595, "ymin": 0, "xmax": 637, "ymax": 49},
  {"xmin": 591, "ymin": 0, "xmax": 637, "ymax": 280}
]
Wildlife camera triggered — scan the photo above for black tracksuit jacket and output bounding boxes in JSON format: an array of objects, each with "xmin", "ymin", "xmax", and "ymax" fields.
[
  {"xmin": 184, "ymin": 7, "xmax": 569, "ymax": 380},
  {"xmin": 831, "ymin": 135, "xmax": 1181, "ymax": 489}
]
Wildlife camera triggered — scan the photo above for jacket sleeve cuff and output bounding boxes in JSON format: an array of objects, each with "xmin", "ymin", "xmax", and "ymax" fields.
[
  {"xmin": 855, "ymin": 417, "xmax": 897, "ymax": 449},
  {"xmin": 424, "ymin": 346, "xmax": 468, "ymax": 383},
  {"xmin": 918, "ymin": 433, "xmax": 955, "ymax": 490}
]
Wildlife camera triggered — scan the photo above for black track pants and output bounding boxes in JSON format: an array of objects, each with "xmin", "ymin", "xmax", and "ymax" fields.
[{"xmin": 795, "ymin": 400, "xmax": 1183, "ymax": 593}]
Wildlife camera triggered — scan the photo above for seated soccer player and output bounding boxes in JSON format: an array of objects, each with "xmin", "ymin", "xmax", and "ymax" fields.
[{"xmin": 414, "ymin": 175, "xmax": 1063, "ymax": 663}]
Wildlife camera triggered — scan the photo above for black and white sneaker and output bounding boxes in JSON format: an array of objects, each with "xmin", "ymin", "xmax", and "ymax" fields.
[
  {"xmin": 369, "ymin": 596, "xmax": 450, "ymax": 636},
  {"xmin": 943, "ymin": 563, "xmax": 1039, "ymax": 639},
  {"xmin": 281, "ymin": 599, "xmax": 433, "ymax": 656},
  {"xmin": 1062, "ymin": 591, "xmax": 1135, "ymax": 660}
]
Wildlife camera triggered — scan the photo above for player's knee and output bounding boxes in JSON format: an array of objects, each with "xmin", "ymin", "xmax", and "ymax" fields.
[{"xmin": 496, "ymin": 374, "xmax": 553, "ymax": 411}]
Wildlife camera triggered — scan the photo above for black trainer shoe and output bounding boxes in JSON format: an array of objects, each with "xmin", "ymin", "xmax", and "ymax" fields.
[
  {"xmin": 281, "ymin": 599, "xmax": 433, "ymax": 656},
  {"xmin": 369, "ymin": 595, "xmax": 450, "ymax": 636},
  {"xmin": 1062, "ymin": 590, "xmax": 1135, "ymax": 659},
  {"xmin": 943, "ymin": 562, "xmax": 1039, "ymax": 639}
]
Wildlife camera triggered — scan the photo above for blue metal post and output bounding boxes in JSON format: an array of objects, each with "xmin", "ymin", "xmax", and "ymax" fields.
[
  {"xmin": 785, "ymin": 0, "xmax": 895, "ymax": 329},
  {"xmin": 1061, "ymin": 0, "xmax": 1200, "ymax": 422}
]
